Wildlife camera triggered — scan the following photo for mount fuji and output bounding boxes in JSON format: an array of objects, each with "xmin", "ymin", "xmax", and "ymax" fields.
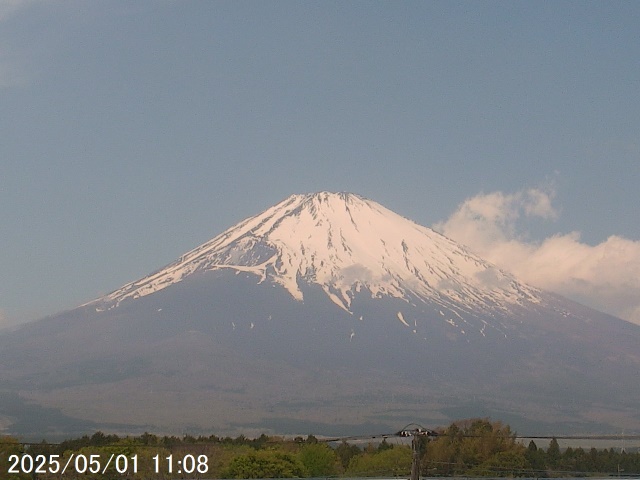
[{"xmin": 1, "ymin": 192, "xmax": 639, "ymax": 438}]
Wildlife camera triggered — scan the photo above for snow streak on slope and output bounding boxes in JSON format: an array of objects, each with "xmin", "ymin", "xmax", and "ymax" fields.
[{"xmin": 92, "ymin": 192, "xmax": 543, "ymax": 316}]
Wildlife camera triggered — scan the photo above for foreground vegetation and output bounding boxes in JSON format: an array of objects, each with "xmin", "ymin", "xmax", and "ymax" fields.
[{"xmin": 2, "ymin": 419, "xmax": 639, "ymax": 479}]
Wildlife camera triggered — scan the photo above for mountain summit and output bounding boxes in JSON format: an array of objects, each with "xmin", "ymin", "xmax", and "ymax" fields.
[
  {"xmin": 96, "ymin": 192, "xmax": 541, "ymax": 339},
  {"xmin": 2, "ymin": 192, "xmax": 640, "ymax": 438}
]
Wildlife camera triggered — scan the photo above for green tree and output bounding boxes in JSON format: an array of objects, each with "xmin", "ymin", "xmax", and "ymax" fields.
[
  {"xmin": 524, "ymin": 440, "xmax": 546, "ymax": 475},
  {"xmin": 546, "ymin": 437, "xmax": 561, "ymax": 469},
  {"xmin": 378, "ymin": 439, "xmax": 393, "ymax": 451},
  {"xmin": 335, "ymin": 440, "xmax": 361, "ymax": 470},
  {"xmin": 298, "ymin": 443, "xmax": 338, "ymax": 476},
  {"xmin": 223, "ymin": 450, "xmax": 307, "ymax": 478},
  {"xmin": 469, "ymin": 450, "xmax": 529, "ymax": 477},
  {"xmin": 424, "ymin": 418, "xmax": 526, "ymax": 476},
  {"xmin": 346, "ymin": 445, "xmax": 412, "ymax": 477}
]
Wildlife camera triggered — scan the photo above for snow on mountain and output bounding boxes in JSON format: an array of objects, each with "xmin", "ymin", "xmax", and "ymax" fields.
[{"xmin": 93, "ymin": 192, "xmax": 543, "ymax": 319}]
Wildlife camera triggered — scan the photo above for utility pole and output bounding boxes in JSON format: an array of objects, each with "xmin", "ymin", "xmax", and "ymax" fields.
[
  {"xmin": 396, "ymin": 424, "xmax": 438, "ymax": 480},
  {"xmin": 411, "ymin": 431, "xmax": 420, "ymax": 480}
]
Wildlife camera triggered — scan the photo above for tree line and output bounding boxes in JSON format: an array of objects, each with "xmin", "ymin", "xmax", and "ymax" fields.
[
  {"xmin": 423, "ymin": 418, "xmax": 639, "ymax": 477},
  {"xmin": 1, "ymin": 418, "xmax": 639, "ymax": 479}
]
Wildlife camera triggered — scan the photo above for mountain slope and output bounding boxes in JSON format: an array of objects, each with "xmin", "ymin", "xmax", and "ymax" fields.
[
  {"xmin": 1, "ymin": 192, "xmax": 639, "ymax": 439},
  {"xmin": 93, "ymin": 192, "xmax": 544, "ymax": 337}
]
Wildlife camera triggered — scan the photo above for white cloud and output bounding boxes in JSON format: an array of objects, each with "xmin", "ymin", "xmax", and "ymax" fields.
[
  {"xmin": 339, "ymin": 264, "xmax": 375, "ymax": 284},
  {"xmin": 435, "ymin": 187, "xmax": 640, "ymax": 325}
]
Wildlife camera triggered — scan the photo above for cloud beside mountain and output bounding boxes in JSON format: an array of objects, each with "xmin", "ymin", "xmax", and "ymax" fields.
[{"xmin": 435, "ymin": 187, "xmax": 640, "ymax": 325}]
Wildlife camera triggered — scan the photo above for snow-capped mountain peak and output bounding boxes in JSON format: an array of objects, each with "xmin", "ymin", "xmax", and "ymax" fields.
[
  {"xmin": 7, "ymin": 192, "xmax": 640, "ymax": 438},
  {"xmin": 94, "ymin": 192, "xmax": 542, "ymax": 315}
]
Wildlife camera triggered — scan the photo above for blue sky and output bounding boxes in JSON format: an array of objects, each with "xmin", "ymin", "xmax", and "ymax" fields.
[{"xmin": 2, "ymin": 1, "xmax": 639, "ymax": 325}]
